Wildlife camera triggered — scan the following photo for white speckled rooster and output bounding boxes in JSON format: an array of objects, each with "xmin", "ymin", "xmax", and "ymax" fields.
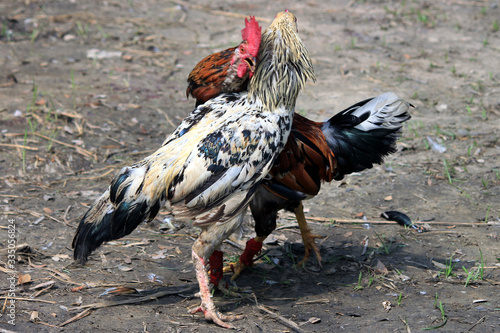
[{"xmin": 72, "ymin": 11, "xmax": 315, "ymax": 328}]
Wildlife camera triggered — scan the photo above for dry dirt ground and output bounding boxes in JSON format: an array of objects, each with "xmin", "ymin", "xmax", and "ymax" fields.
[{"xmin": 1, "ymin": 0, "xmax": 500, "ymax": 332}]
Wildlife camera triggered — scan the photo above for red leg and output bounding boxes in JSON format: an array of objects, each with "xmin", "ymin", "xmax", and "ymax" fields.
[
  {"xmin": 190, "ymin": 250, "xmax": 241, "ymax": 328},
  {"xmin": 209, "ymin": 250, "xmax": 223, "ymax": 286},
  {"xmin": 226, "ymin": 236, "xmax": 265, "ymax": 280}
]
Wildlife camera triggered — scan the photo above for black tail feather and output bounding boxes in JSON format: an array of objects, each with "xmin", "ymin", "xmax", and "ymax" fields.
[
  {"xmin": 323, "ymin": 92, "xmax": 411, "ymax": 180},
  {"xmin": 73, "ymin": 166, "xmax": 163, "ymax": 264}
]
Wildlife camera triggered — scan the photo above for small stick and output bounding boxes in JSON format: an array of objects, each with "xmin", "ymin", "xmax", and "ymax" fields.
[
  {"xmin": 399, "ymin": 315, "xmax": 412, "ymax": 333},
  {"xmin": 281, "ymin": 213, "xmax": 500, "ymax": 227},
  {"xmin": 257, "ymin": 304, "xmax": 304, "ymax": 333},
  {"xmin": 0, "ymin": 296, "xmax": 56, "ymax": 304},
  {"xmin": 33, "ymin": 133, "xmax": 97, "ymax": 161},
  {"xmin": 58, "ymin": 308, "xmax": 92, "ymax": 327},
  {"xmin": 67, "ymin": 286, "xmax": 194, "ymax": 312},
  {"xmin": 0, "ymin": 143, "xmax": 38, "ymax": 151},
  {"xmin": 468, "ymin": 316, "xmax": 486, "ymax": 331}
]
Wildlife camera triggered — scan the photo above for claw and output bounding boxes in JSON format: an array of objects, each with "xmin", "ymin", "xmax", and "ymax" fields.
[
  {"xmin": 230, "ymin": 260, "xmax": 249, "ymax": 281},
  {"xmin": 189, "ymin": 306, "xmax": 242, "ymax": 329},
  {"xmin": 297, "ymin": 232, "xmax": 324, "ymax": 267},
  {"xmin": 224, "ymin": 237, "xmax": 264, "ymax": 280},
  {"xmin": 294, "ymin": 203, "xmax": 324, "ymax": 267},
  {"xmin": 191, "ymin": 250, "xmax": 243, "ymax": 329}
]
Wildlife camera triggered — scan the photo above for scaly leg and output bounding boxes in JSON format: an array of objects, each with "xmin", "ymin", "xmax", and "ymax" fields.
[
  {"xmin": 223, "ymin": 236, "xmax": 266, "ymax": 280},
  {"xmin": 295, "ymin": 202, "xmax": 324, "ymax": 267},
  {"xmin": 189, "ymin": 250, "xmax": 242, "ymax": 328}
]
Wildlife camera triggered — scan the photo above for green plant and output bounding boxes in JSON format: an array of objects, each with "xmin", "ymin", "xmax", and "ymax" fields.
[
  {"xmin": 443, "ymin": 159, "xmax": 453, "ymax": 184},
  {"xmin": 463, "ymin": 251, "xmax": 484, "ymax": 286},
  {"xmin": 441, "ymin": 254, "xmax": 456, "ymax": 278},
  {"xmin": 76, "ymin": 21, "xmax": 89, "ymax": 38},
  {"xmin": 423, "ymin": 293, "xmax": 448, "ymax": 330},
  {"xmin": 71, "ymin": 68, "xmax": 76, "ymax": 108},
  {"xmin": 374, "ymin": 232, "xmax": 393, "ymax": 255},
  {"xmin": 30, "ymin": 29, "xmax": 39, "ymax": 43},
  {"xmin": 350, "ymin": 37, "xmax": 357, "ymax": 48},
  {"xmin": 397, "ymin": 292, "xmax": 403, "ymax": 305},
  {"xmin": 22, "ymin": 129, "xmax": 28, "ymax": 173},
  {"xmin": 97, "ymin": 24, "xmax": 111, "ymax": 39},
  {"xmin": 354, "ymin": 271, "xmax": 363, "ymax": 291}
]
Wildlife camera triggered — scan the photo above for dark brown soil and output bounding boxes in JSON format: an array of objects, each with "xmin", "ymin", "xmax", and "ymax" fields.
[{"xmin": 1, "ymin": 1, "xmax": 499, "ymax": 332}]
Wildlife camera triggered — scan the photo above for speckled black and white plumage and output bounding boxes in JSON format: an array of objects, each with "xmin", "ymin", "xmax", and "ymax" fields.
[{"xmin": 72, "ymin": 11, "xmax": 314, "ymax": 328}]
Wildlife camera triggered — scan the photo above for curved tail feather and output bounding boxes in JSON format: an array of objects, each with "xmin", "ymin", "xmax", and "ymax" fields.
[
  {"xmin": 322, "ymin": 92, "xmax": 412, "ymax": 180},
  {"xmin": 72, "ymin": 166, "xmax": 164, "ymax": 264}
]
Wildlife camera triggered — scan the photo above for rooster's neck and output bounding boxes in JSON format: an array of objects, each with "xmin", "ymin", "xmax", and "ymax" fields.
[{"xmin": 248, "ymin": 23, "xmax": 315, "ymax": 111}]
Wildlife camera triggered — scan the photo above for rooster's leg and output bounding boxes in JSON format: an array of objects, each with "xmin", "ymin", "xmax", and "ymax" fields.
[
  {"xmin": 224, "ymin": 236, "xmax": 266, "ymax": 280},
  {"xmin": 190, "ymin": 250, "xmax": 243, "ymax": 328},
  {"xmin": 295, "ymin": 202, "xmax": 324, "ymax": 267},
  {"xmin": 208, "ymin": 250, "xmax": 224, "ymax": 287}
]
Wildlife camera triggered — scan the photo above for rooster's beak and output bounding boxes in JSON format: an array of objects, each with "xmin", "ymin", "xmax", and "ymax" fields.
[{"xmin": 244, "ymin": 57, "xmax": 256, "ymax": 74}]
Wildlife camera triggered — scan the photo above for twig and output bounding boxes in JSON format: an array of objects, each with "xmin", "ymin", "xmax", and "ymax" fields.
[
  {"xmin": 33, "ymin": 132, "xmax": 97, "ymax": 161},
  {"xmin": 224, "ymin": 239, "xmax": 245, "ymax": 250},
  {"xmin": 155, "ymin": 108, "xmax": 177, "ymax": 128},
  {"xmin": 399, "ymin": 315, "xmax": 412, "ymax": 333},
  {"xmin": 295, "ymin": 298, "xmax": 330, "ymax": 305},
  {"xmin": 281, "ymin": 213, "xmax": 500, "ymax": 227},
  {"xmin": 468, "ymin": 316, "xmax": 486, "ymax": 331},
  {"xmin": 58, "ymin": 308, "xmax": 93, "ymax": 327},
  {"xmin": 257, "ymin": 304, "xmax": 305, "ymax": 333},
  {"xmin": 68, "ymin": 286, "xmax": 194, "ymax": 312},
  {"xmin": 0, "ymin": 143, "xmax": 38, "ymax": 151},
  {"xmin": 0, "ymin": 296, "xmax": 56, "ymax": 304}
]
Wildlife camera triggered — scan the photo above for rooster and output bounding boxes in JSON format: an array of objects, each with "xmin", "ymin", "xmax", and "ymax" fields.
[
  {"xmin": 186, "ymin": 16, "xmax": 261, "ymax": 106},
  {"xmin": 230, "ymin": 92, "xmax": 412, "ymax": 279},
  {"xmin": 184, "ymin": 21, "xmax": 412, "ymax": 276},
  {"xmin": 72, "ymin": 11, "xmax": 315, "ymax": 329}
]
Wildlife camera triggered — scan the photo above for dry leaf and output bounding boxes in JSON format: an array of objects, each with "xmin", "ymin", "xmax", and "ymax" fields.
[
  {"xmin": 107, "ymin": 286, "xmax": 138, "ymax": 295},
  {"xmin": 432, "ymin": 260, "xmax": 447, "ymax": 269},
  {"xmin": 35, "ymin": 98, "xmax": 46, "ymax": 106},
  {"xmin": 30, "ymin": 311, "xmax": 39, "ymax": 322},
  {"xmin": 343, "ymin": 231, "xmax": 353, "ymax": 238},
  {"xmin": 384, "ymin": 195, "xmax": 393, "ymax": 201},
  {"xmin": 117, "ymin": 264, "xmax": 133, "ymax": 272},
  {"xmin": 18, "ymin": 273, "xmax": 32, "ymax": 285},
  {"xmin": 375, "ymin": 260, "xmax": 389, "ymax": 275},
  {"xmin": 307, "ymin": 317, "xmax": 321, "ymax": 324},
  {"xmin": 30, "ymin": 280, "xmax": 55, "ymax": 290}
]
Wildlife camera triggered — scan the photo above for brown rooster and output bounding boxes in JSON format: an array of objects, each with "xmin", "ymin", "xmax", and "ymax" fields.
[
  {"xmin": 186, "ymin": 16, "xmax": 261, "ymax": 106},
  {"xmin": 231, "ymin": 93, "xmax": 412, "ymax": 279},
  {"xmin": 72, "ymin": 11, "xmax": 314, "ymax": 329}
]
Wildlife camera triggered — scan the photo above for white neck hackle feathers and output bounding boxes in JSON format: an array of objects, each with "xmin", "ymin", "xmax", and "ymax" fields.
[{"xmin": 249, "ymin": 11, "xmax": 316, "ymax": 110}]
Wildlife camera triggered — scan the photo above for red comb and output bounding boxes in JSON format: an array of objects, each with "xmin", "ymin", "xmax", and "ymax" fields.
[{"xmin": 241, "ymin": 16, "xmax": 261, "ymax": 58}]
